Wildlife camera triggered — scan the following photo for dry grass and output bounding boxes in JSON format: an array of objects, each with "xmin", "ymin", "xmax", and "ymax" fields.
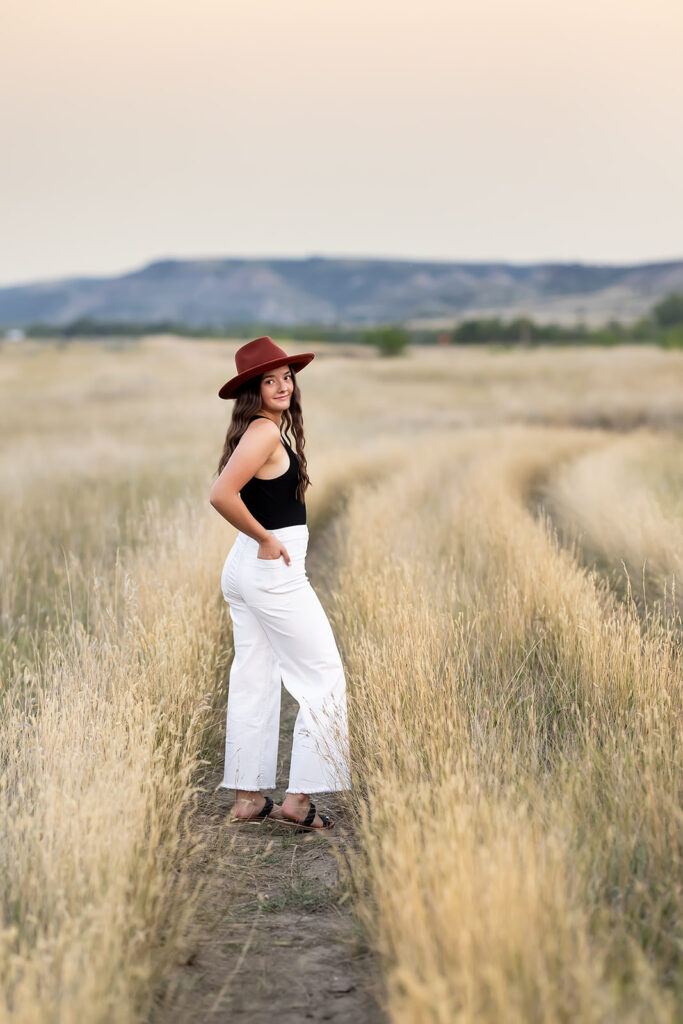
[
  {"xmin": 332, "ymin": 426, "xmax": 682, "ymax": 1023},
  {"xmin": 535, "ymin": 432, "xmax": 683, "ymax": 618},
  {"xmin": 0, "ymin": 337, "xmax": 681, "ymax": 1021},
  {"xmin": 0, "ymin": 500, "xmax": 232, "ymax": 1021},
  {"xmin": 0, "ymin": 337, "xmax": 407, "ymax": 1022}
]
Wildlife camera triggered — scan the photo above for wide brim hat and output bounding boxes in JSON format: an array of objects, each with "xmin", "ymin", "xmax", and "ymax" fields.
[{"xmin": 218, "ymin": 336, "xmax": 315, "ymax": 399}]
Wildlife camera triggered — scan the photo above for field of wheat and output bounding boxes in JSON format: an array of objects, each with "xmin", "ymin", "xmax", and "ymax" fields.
[{"xmin": 0, "ymin": 337, "xmax": 681, "ymax": 1023}]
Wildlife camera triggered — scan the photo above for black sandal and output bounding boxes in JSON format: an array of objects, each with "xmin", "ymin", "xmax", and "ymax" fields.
[
  {"xmin": 230, "ymin": 795, "xmax": 277, "ymax": 824},
  {"xmin": 278, "ymin": 800, "xmax": 335, "ymax": 832}
]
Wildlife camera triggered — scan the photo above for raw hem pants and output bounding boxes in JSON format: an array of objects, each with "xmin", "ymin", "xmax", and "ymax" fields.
[{"xmin": 219, "ymin": 524, "xmax": 351, "ymax": 794}]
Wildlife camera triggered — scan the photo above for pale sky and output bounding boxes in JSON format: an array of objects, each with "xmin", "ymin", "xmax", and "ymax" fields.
[{"xmin": 2, "ymin": 0, "xmax": 682, "ymax": 286}]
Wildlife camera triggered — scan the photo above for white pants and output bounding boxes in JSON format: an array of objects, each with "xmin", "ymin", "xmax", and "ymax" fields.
[{"xmin": 219, "ymin": 524, "xmax": 351, "ymax": 794}]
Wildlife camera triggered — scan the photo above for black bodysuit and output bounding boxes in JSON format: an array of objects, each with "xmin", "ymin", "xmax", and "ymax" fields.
[{"xmin": 239, "ymin": 415, "xmax": 306, "ymax": 529}]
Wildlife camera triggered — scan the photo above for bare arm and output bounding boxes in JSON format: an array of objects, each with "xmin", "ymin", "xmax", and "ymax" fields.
[{"xmin": 209, "ymin": 419, "xmax": 291, "ymax": 562}]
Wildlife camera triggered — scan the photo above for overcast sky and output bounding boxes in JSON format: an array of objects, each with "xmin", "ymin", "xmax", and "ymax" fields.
[{"xmin": 2, "ymin": 0, "xmax": 682, "ymax": 285}]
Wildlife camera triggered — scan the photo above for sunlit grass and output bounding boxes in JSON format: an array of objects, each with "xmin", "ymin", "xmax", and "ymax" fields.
[
  {"xmin": 536, "ymin": 431, "xmax": 683, "ymax": 619},
  {"xmin": 0, "ymin": 337, "xmax": 681, "ymax": 1021},
  {"xmin": 333, "ymin": 427, "xmax": 682, "ymax": 1022}
]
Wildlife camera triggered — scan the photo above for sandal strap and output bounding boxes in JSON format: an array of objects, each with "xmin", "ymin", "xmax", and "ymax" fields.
[
  {"xmin": 302, "ymin": 800, "xmax": 317, "ymax": 827},
  {"xmin": 255, "ymin": 795, "xmax": 274, "ymax": 819}
]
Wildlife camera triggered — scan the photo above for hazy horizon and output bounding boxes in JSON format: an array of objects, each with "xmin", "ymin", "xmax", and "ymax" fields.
[{"xmin": 3, "ymin": 0, "xmax": 682, "ymax": 286}]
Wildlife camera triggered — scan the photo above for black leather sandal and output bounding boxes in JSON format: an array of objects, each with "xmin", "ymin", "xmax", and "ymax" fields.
[
  {"xmin": 230, "ymin": 795, "xmax": 277, "ymax": 824},
  {"xmin": 278, "ymin": 799, "xmax": 335, "ymax": 832}
]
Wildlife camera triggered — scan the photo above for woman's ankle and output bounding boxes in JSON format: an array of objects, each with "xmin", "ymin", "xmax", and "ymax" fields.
[{"xmin": 235, "ymin": 789, "xmax": 263, "ymax": 802}]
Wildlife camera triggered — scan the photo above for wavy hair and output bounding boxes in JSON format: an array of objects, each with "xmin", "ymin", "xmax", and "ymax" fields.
[{"xmin": 215, "ymin": 367, "xmax": 311, "ymax": 502}]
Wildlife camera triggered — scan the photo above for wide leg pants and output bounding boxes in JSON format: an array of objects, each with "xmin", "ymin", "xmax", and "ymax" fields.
[{"xmin": 219, "ymin": 523, "xmax": 352, "ymax": 794}]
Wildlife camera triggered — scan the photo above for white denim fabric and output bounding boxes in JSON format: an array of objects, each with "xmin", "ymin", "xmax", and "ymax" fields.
[{"xmin": 219, "ymin": 524, "xmax": 352, "ymax": 794}]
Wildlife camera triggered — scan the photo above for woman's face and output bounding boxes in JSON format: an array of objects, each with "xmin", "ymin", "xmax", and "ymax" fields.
[{"xmin": 260, "ymin": 364, "xmax": 294, "ymax": 413}]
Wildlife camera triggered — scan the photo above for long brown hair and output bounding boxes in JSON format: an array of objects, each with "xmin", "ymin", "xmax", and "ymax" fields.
[{"xmin": 215, "ymin": 366, "xmax": 311, "ymax": 502}]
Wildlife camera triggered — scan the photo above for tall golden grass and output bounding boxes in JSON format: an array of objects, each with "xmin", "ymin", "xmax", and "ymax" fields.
[
  {"xmin": 0, "ymin": 337, "xmax": 406, "ymax": 1021},
  {"xmin": 538, "ymin": 432, "xmax": 683, "ymax": 617},
  {"xmin": 0, "ymin": 498, "xmax": 233, "ymax": 1020},
  {"xmin": 1, "ymin": 337, "xmax": 681, "ymax": 1021},
  {"xmin": 0, "ymin": 340, "xmax": 234, "ymax": 1021},
  {"xmin": 334, "ymin": 426, "xmax": 682, "ymax": 1022}
]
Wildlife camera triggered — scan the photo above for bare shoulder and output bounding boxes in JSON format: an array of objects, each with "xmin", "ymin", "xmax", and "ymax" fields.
[
  {"xmin": 243, "ymin": 417, "xmax": 280, "ymax": 439},
  {"xmin": 245, "ymin": 416, "xmax": 280, "ymax": 433},
  {"xmin": 240, "ymin": 416, "xmax": 281, "ymax": 451}
]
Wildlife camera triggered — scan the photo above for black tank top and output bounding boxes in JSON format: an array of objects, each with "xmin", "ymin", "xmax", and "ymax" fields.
[{"xmin": 239, "ymin": 415, "xmax": 306, "ymax": 529}]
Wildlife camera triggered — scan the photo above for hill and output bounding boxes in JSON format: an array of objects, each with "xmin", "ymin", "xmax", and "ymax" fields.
[{"xmin": 2, "ymin": 256, "xmax": 683, "ymax": 329}]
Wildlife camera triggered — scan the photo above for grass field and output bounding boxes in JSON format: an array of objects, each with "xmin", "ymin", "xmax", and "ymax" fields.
[{"xmin": 0, "ymin": 337, "xmax": 681, "ymax": 1022}]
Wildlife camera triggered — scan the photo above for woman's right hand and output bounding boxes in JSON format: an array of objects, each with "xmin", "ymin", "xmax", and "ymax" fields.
[{"xmin": 257, "ymin": 538, "xmax": 291, "ymax": 565}]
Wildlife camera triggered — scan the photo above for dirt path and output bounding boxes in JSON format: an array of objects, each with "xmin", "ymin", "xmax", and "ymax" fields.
[{"xmin": 149, "ymin": 522, "xmax": 387, "ymax": 1023}]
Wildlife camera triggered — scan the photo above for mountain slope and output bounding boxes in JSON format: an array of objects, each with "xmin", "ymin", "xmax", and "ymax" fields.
[{"xmin": 1, "ymin": 256, "xmax": 682, "ymax": 328}]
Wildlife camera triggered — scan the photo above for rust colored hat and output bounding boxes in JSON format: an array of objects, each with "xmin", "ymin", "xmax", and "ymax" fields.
[{"xmin": 218, "ymin": 336, "xmax": 315, "ymax": 399}]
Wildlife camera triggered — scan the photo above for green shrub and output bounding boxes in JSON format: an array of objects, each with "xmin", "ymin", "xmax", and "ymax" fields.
[
  {"xmin": 653, "ymin": 291, "xmax": 683, "ymax": 327},
  {"xmin": 658, "ymin": 324, "xmax": 683, "ymax": 349},
  {"xmin": 362, "ymin": 326, "xmax": 410, "ymax": 357}
]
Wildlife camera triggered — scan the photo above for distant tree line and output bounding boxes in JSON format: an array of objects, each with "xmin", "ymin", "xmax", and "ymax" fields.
[
  {"xmin": 16, "ymin": 291, "xmax": 683, "ymax": 353},
  {"xmin": 24, "ymin": 317, "xmax": 366, "ymax": 344},
  {"xmin": 440, "ymin": 293, "xmax": 683, "ymax": 348}
]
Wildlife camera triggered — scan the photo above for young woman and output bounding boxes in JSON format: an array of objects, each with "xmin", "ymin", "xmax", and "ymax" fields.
[{"xmin": 209, "ymin": 336, "xmax": 352, "ymax": 832}]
